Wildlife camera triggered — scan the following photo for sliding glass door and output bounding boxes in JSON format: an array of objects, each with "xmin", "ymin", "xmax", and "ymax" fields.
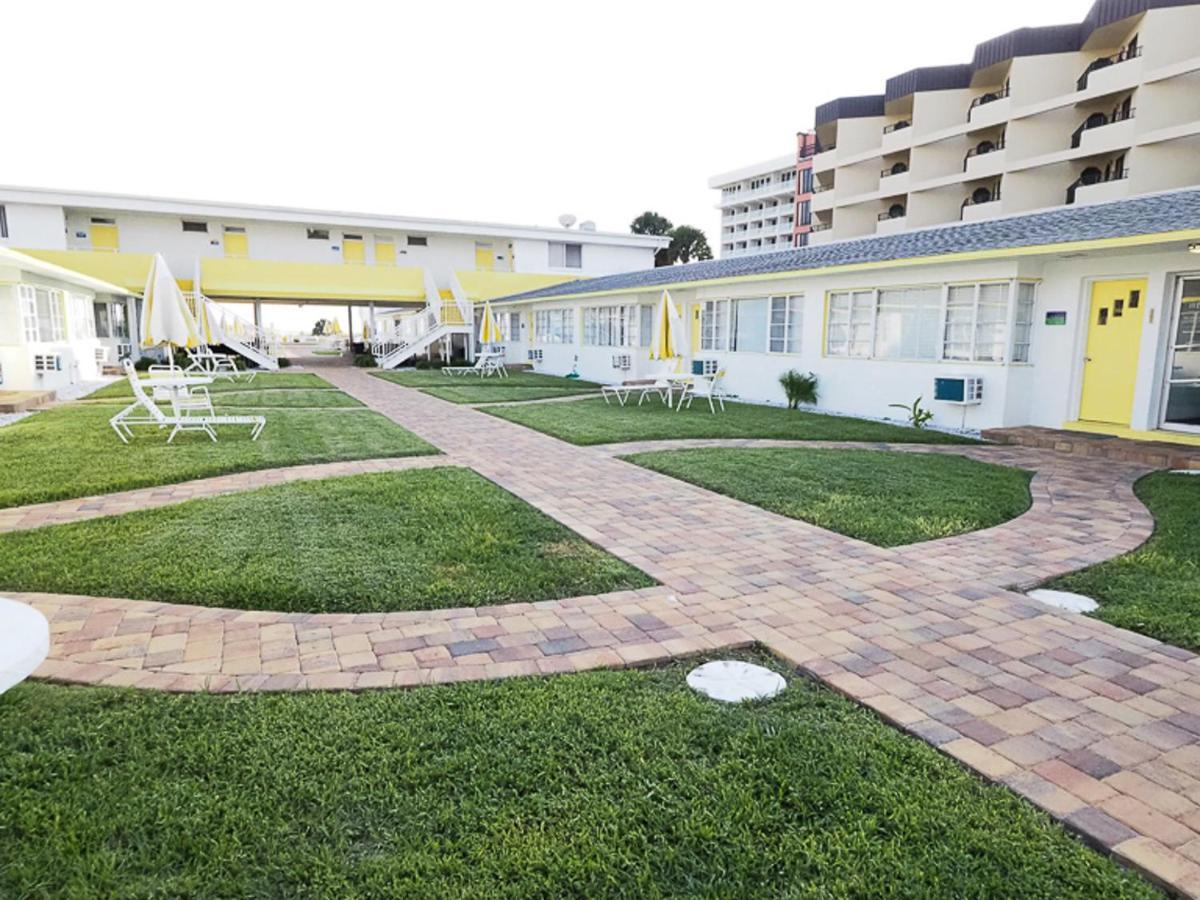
[{"xmin": 1162, "ymin": 277, "xmax": 1200, "ymax": 432}]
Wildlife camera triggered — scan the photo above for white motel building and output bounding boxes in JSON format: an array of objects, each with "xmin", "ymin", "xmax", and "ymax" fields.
[{"xmin": 0, "ymin": 185, "xmax": 666, "ymax": 389}]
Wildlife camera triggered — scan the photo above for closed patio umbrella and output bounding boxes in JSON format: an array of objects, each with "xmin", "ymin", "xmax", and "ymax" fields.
[
  {"xmin": 141, "ymin": 253, "xmax": 199, "ymax": 365},
  {"xmin": 197, "ymin": 297, "xmax": 227, "ymax": 347},
  {"xmin": 650, "ymin": 289, "xmax": 683, "ymax": 363},
  {"xmin": 478, "ymin": 301, "xmax": 503, "ymax": 346}
]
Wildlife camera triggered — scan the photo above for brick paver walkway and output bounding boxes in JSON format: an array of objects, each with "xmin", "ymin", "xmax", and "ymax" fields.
[{"xmin": 8, "ymin": 363, "xmax": 1200, "ymax": 892}]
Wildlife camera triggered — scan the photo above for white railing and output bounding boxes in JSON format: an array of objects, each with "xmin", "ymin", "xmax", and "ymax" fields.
[
  {"xmin": 371, "ymin": 304, "xmax": 441, "ymax": 365},
  {"xmin": 188, "ymin": 292, "xmax": 280, "ymax": 366}
]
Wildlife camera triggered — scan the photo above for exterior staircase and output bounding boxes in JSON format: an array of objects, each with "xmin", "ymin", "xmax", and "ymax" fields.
[{"xmin": 371, "ymin": 303, "xmax": 472, "ymax": 369}]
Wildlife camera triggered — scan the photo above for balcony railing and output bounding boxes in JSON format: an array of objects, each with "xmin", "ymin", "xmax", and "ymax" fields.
[
  {"xmin": 1070, "ymin": 106, "xmax": 1135, "ymax": 149},
  {"xmin": 811, "ymin": 222, "xmax": 832, "ymax": 232},
  {"xmin": 881, "ymin": 163, "xmax": 909, "ymax": 178},
  {"xmin": 962, "ymin": 139, "xmax": 1006, "ymax": 170},
  {"xmin": 961, "ymin": 185, "xmax": 1002, "ymax": 213},
  {"xmin": 1066, "ymin": 167, "xmax": 1130, "ymax": 204},
  {"xmin": 1077, "ymin": 45, "xmax": 1142, "ymax": 91},
  {"xmin": 882, "ymin": 120, "xmax": 911, "ymax": 134},
  {"xmin": 812, "ymin": 182, "xmax": 833, "ymax": 194},
  {"xmin": 967, "ymin": 85, "xmax": 1010, "ymax": 120},
  {"xmin": 877, "ymin": 207, "xmax": 906, "ymax": 222}
]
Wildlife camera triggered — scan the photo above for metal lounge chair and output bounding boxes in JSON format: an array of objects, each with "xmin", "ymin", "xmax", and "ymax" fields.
[
  {"xmin": 676, "ymin": 369, "xmax": 729, "ymax": 414},
  {"xmin": 109, "ymin": 360, "xmax": 266, "ymax": 443}
]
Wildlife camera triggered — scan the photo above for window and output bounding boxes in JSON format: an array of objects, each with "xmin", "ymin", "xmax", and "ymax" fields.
[
  {"xmin": 0, "ymin": 204, "xmax": 8, "ymax": 239},
  {"xmin": 34, "ymin": 289, "xmax": 65, "ymax": 342},
  {"xmin": 70, "ymin": 294, "xmax": 96, "ymax": 340},
  {"xmin": 639, "ymin": 305, "xmax": 654, "ymax": 347},
  {"xmin": 549, "ymin": 241, "xmax": 582, "ymax": 269},
  {"xmin": 407, "ymin": 235, "xmax": 427, "ymax": 247},
  {"xmin": 507, "ymin": 311, "xmax": 521, "ymax": 340},
  {"xmin": 94, "ymin": 302, "xmax": 112, "ymax": 338},
  {"xmin": 224, "ymin": 225, "xmax": 246, "ymax": 233},
  {"xmin": 826, "ymin": 290, "xmax": 875, "ymax": 357},
  {"xmin": 534, "ymin": 309, "xmax": 575, "ymax": 344},
  {"xmin": 732, "ymin": 298, "xmax": 768, "ymax": 352},
  {"xmin": 307, "ymin": 228, "xmax": 330, "ymax": 240},
  {"xmin": 874, "ymin": 287, "xmax": 940, "ymax": 360},
  {"xmin": 700, "ymin": 300, "xmax": 730, "ymax": 350},
  {"xmin": 181, "ymin": 220, "xmax": 208, "ymax": 233},
  {"xmin": 944, "ymin": 282, "xmax": 1011, "ymax": 361},
  {"xmin": 19, "ymin": 285, "xmax": 38, "ymax": 342},
  {"xmin": 111, "ymin": 302, "xmax": 129, "ymax": 339},
  {"xmin": 1011, "ymin": 282, "xmax": 1036, "ymax": 362},
  {"xmin": 583, "ymin": 306, "xmax": 638, "ymax": 346},
  {"xmin": 800, "ymin": 169, "xmax": 813, "ymax": 194},
  {"xmin": 769, "ymin": 296, "xmax": 803, "ymax": 353},
  {"xmin": 90, "ymin": 217, "xmax": 115, "ymax": 225}
]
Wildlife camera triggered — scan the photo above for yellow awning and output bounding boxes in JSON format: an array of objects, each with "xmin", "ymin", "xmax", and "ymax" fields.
[
  {"xmin": 19, "ymin": 249, "xmax": 158, "ymax": 293},
  {"xmin": 201, "ymin": 257, "xmax": 426, "ymax": 302},
  {"xmin": 455, "ymin": 270, "xmax": 577, "ymax": 302}
]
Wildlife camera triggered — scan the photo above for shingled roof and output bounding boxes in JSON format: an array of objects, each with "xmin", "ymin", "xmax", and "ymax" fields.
[{"xmin": 494, "ymin": 188, "xmax": 1200, "ymax": 304}]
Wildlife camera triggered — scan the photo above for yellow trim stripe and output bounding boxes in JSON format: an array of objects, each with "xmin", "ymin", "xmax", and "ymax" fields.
[{"xmin": 491, "ymin": 228, "xmax": 1200, "ymax": 306}]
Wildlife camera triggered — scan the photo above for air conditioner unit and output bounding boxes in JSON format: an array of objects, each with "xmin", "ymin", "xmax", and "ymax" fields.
[
  {"xmin": 933, "ymin": 375, "xmax": 983, "ymax": 405},
  {"xmin": 527, "ymin": 349, "xmax": 543, "ymax": 362},
  {"xmin": 33, "ymin": 354, "xmax": 63, "ymax": 374},
  {"xmin": 691, "ymin": 358, "xmax": 719, "ymax": 376},
  {"xmin": 612, "ymin": 353, "xmax": 632, "ymax": 369},
  {"xmin": 94, "ymin": 347, "xmax": 110, "ymax": 365}
]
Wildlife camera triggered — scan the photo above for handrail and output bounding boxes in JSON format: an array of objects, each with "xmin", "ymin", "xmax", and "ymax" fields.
[
  {"xmin": 1077, "ymin": 45, "xmax": 1142, "ymax": 91},
  {"xmin": 877, "ymin": 208, "xmax": 906, "ymax": 222},
  {"xmin": 967, "ymin": 85, "xmax": 1010, "ymax": 119},
  {"xmin": 881, "ymin": 163, "xmax": 909, "ymax": 178},
  {"xmin": 1070, "ymin": 105, "xmax": 1135, "ymax": 148},
  {"xmin": 961, "ymin": 186, "xmax": 1002, "ymax": 211},
  {"xmin": 189, "ymin": 292, "xmax": 278, "ymax": 361},
  {"xmin": 882, "ymin": 120, "xmax": 911, "ymax": 134},
  {"xmin": 1066, "ymin": 167, "xmax": 1130, "ymax": 204},
  {"xmin": 963, "ymin": 139, "xmax": 1006, "ymax": 170},
  {"xmin": 811, "ymin": 222, "xmax": 832, "ymax": 232}
]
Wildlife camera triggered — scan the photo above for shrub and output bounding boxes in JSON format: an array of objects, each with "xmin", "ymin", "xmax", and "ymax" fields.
[
  {"xmin": 132, "ymin": 357, "xmax": 154, "ymax": 371},
  {"xmin": 276, "ymin": 357, "xmax": 292, "ymax": 369},
  {"xmin": 778, "ymin": 370, "xmax": 819, "ymax": 409},
  {"xmin": 352, "ymin": 353, "xmax": 377, "ymax": 368},
  {"xmin": 889, "ymin": 396, "xmax": 935, "ymax": 429}
]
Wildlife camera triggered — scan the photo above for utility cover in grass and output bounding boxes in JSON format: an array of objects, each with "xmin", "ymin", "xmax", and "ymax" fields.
[
  {"xmin": 687, "ymin": 660, "xmax": 787, "ymax": 702},
  {"xmin": 1027, "ymin": 589, "xmax": 1098, "ymax": 613}
]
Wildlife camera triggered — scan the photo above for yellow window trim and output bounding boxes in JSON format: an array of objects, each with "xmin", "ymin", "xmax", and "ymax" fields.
[{"xmin": 490, "ymin": 229, "xmax": 1200, "ymax": 307}]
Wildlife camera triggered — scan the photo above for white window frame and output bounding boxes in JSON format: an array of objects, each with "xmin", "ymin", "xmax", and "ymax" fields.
[
  {"xmin": 19, "ymin": 285, "xmax": 38, "ymax": 342},
  {"xmin": 700, "ymin": 300, "xmax": 730, "ymax": 351},
  {"xmin": 549, "ymin": 241, "xmax": 583, "ymax": 269},
  {"xmin": 768, "ymin": 295, "xmax": 803, "ymax": 354},
  {"xmin": 534, "ymin": 308, "xmax": 575, "ymax": 344}
]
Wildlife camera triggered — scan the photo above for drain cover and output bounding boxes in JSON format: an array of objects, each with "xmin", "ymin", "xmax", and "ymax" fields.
[
  {"xmin": 687, "ymin": 660, "xmax": 787, "ymax": 703},
  {"xmin": 1027, "ymin": 588, "xmax": 1098, "ymax": 613}
]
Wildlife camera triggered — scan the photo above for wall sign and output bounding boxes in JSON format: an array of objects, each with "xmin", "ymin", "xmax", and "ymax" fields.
[{"xmin": 1045, "ymin": 310, "xmax": 1068, "ymax": 326}]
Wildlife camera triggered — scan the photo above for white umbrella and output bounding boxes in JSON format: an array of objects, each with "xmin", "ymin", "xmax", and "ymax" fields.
[
  {"xmin": 141, "ymin": 253, "xmax": 199, "ymax": 364},
  {"xmin": 197, "ymin": 297, "xmax": 227, "ymax": 347},
  {"xmin": 650, "ymin": 289, "xmax": 683, "ymax": 362}
]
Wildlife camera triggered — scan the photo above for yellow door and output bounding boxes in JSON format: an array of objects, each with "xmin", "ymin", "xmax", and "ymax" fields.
[
  {"xmin": 224, "ymin": 231, "xmax": 249, "ymax": 258},
  {"xmin": 1079, "ymin": 278, "xmax": 1148, "ymax": 425},
  {"xmin": 475, "ymin": 243, "xmax": 495, "ymax": 271},
  {"xmin": 90, "ymin": 223, "xmax": 119, "ymax": 252},
  {"xmin": 342, "ymin": 236, "xmax": 365, "ymax": 264},
  {"xmin": 374, "ymin": 239, "xmax": 395, "ymax": 266}
]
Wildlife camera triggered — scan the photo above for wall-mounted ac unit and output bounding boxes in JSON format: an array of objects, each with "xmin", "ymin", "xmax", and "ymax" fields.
[
  {"xmin": 933, "ymin": 375, "xmax": 983, "ymax": 405},
  {"xmin": 94, "ymin": 347, "xmax": 110, "ymax": 365},
  {"xmin": 33, "ymin": 354, "xmax": 63, "ymax": 374},
  {"xmin": 612, "ymin": 353, "xmax": 632, "ymax": 369},
  {"xmin": 527, "ymin": 349, "xmax": 543, "ymax": 362},
  {"xmin": 692, "ymin": 358, "xmax": 719, "ymax": 376}
]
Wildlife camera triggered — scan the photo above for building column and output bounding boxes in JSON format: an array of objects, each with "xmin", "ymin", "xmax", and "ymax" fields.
[
  {"xmin": 253, "ymin": 301, "xmax": 263, "ymax": 330},
  {"xmin": 127, "ymin": 296, "xmax": 141, "ymax": 360}
]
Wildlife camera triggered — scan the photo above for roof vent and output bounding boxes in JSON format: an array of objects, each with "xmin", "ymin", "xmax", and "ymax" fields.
[{"xmin": 579, "ymin": 221, "xmax": 596, "ymax": 232}]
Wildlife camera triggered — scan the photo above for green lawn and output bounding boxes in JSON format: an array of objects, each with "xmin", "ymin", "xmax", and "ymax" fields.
[
  {"xmin": 372, "ymin": 369, "xmax": 600, "ymax": 404},
  {"xmin": 0, "ymin": 403, "xmax": 435, "ymax": 509},
  {"xmin": 626, "ymin": 448, "xmax": 1032, "ymax": 546},
  {"xmin": 488, "ymin": 398, "xmax": 979, "ymax": 446},
  {"xmin": 0, "ymin": 654, "xmax": 1153, "ymax": 898},
  {"xmin": 0, "ymin": 469, "xmax": 652, "ymax": 613},
  {"xmin": 86, "ymin": 371, "xmax": 334, "ymax": 399},
  {"xmin": 1048, "ymin": 471, "xmax": 1200, "ymax": 652}
]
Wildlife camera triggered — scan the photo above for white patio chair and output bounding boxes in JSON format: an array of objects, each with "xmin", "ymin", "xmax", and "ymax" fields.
[
  {"xmin": 109, "ymin": 360, "xmax": 265, "ymax": 443},
  {"xmin": 442, "ymin": 356, "xmax": 490, "ymax": 377},
  {"xmin": 637, "ymin": 364, "xmax": 678, "ymax": 407},
  {"xmin": 601, "ymin": 383, "xmax": 632, "ymax": 405},
  {"xmin": 676, "ymin": 369, "xmax": 728, "ymax": 414}
]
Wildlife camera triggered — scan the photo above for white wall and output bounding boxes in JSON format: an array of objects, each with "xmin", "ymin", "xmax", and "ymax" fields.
[{"xmin": 0, "ymin": 203, "xmax": 67, "ymax": 249}]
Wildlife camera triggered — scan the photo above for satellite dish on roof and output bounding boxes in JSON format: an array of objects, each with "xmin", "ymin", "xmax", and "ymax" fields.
[
  {"xmin": 579, "ymin": 220, "xmax": 596, "ymax": 232},
  {"xmin": 558, "ymin": 213, "xmax": 577, "ymax": 229}
]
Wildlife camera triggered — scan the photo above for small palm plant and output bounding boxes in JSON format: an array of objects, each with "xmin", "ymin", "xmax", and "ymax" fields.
[
  {"xmin": 889, "ymin": 396, "xmax": 935, "ymax": 429},
  {"xmin": 778, "ymin": 370, "xmax": 819, "ymax": 409}
]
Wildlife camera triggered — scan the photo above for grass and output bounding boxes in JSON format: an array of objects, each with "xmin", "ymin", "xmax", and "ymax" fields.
[
  {"xmin": 487, "ymin": 397, "xmax": 979, "ymax": 446},
  {"xmin": 1048, "ymin": 471, "xmax": 1200, "ymax": 652},
  {"xmin": 372, "ymin": 369, "xmax": 600, "ymax": 404},
  {"xmin": 86, "ymin": 371, "xmax": 334, "ymax": 399},
  {"xmin": 0, "ymin": 403, "xmax": 435, "ymax": 509},
  {"xmin": 0, "ymin": 653, "xmax": 1154, "ymax": 898},
  {"xmin": 626, "ymin": 448, "xmax": 1032, "ymax": 547},
  {"xmin": 0, "ymin": 469, "xmax": 653, "ymax": 613}
]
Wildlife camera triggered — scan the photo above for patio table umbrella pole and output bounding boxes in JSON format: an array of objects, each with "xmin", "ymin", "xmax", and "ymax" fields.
[{"xmin": 141, "ymin": 253, "xmax": 200, "ymax": 367}]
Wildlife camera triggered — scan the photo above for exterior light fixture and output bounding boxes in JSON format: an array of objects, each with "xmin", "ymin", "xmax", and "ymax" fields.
[{"xmin": 1189, "ymin": 242, "xmax": 1200, "ymax": 254}]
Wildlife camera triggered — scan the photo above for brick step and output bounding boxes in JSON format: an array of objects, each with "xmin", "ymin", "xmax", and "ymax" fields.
[
  {"xmin": 983, "ymin": 426, "xmax": 1200, "ymax": 470},
  {"xmin": 0, "ymin": 390, "xmax": 56, "ymax": 414}
]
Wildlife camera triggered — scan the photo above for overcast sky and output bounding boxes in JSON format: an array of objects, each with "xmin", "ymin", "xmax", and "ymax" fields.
[{"xmin": 8, "ymin": 0, "xmax": 1085, "ymax": 247}]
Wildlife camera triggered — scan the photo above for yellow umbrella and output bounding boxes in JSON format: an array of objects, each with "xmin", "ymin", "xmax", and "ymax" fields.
[
  {"xmin": 141, "ymin": 253, "xmax": 199, "ymax": 362},
  {"xmin": 478, "ymin": 301, "xmax": 503, "ymax": 345},
  {"xmin": 197, "ymin": 298, "xmax": 226, "ymax": 347},
  {"xmin": 331, "ymin": 319, "xmax": 343, "ymax": 335},
  {"xmin": 650, "ymin": 289, "xmax": 682, "ymax": 362}
]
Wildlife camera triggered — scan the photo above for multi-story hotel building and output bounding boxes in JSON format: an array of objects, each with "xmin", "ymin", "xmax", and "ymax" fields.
[
  {"xmin": 808, "ymin": 0, "xmax": 1200, "ymax": 243},
  {"xmin": 709, "ymin": 149, "xmax": 806, "ymax": 258},
  {"xmin": 0, "ymin": 185, "xmax": 666, "ymax": 378}
]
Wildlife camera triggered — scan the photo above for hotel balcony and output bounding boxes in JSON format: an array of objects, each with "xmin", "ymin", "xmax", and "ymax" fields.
[
  {"xmin": 966, "ymin": 88, "xmax": 1011, "ymax": 129},
  {"xmin": 880, "ymin": 120, "xmax": 914, "ymax": 155},
  {"xmin": 963, "ymin": 142, "xmax": 1006, "ymax": 179},
  {"xmin": 876, "ymin": 203, "xmax": 908, "ymax": 235},
  {"xmin": 878, "ymin": 166, "xmax": 910, "ymax": 195},
  {"xmin": 1072, "ymin": 108, "xmax": 1136, "ymax": 155},
  {"xmin": 1077, "ymin": 45, "xmax": 1143, "ymax": 93}
]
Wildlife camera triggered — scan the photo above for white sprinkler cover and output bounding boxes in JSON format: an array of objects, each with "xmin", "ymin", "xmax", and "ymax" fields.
[
  {"xmin": 1027, "ymin": 589, "xmax": 1099, "ymax": 614},
  {"xmin": 687, "ymin": 660, "xmax": 787, "ymax": 703},
  {"xmin": 0, "ymin": 597, "xmax": 50, "ymax": 694}
]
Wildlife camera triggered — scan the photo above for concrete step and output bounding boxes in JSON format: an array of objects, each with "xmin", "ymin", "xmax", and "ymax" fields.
[
  {"xmin": 0, "ymin": 390, "xmax": 56, "ymax": 413},
  {"xmin": 983, "ymin": 425, "xmax": 1200, "ymax": 470}
]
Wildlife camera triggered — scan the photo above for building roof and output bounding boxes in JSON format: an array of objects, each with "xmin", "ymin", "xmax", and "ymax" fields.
[
  {"xmin": 707, "ymin": 155, "xmax": 797, "ymax": 189},
  {"xmin": 0, "ymin": 246, "xmax": 133, "ymax": 296},
  {"xmin": 0, "ymin": 185, "xmax": 669, "ymax": 250},
  {"xmin": 493, "ymin": 188, "xmax": 1200, "ymax": 304}
]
